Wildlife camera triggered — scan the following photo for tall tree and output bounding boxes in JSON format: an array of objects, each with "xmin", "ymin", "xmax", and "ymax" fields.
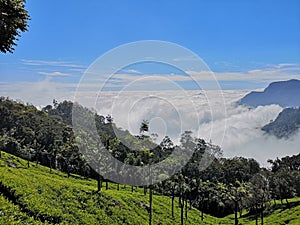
[
  {"xmin": 0, "ymin": 130, "xmax": 9, "ymax": 158},
  {"xmin": 0, "ymin": 0, "xmax": 30, "ymax": 53},
  {"xmin": 140, "ymin": 119, "xmax": 149, "ymax": 136},
  {"xmin": 149, "ymin": 184, "xmax": 153, "ymax": 225},
  {"xmin": 249, "ymin": 173, "xmax": 271, "ymax": 225},
  {"xmin": 223, "ymin": 181, "xmax": 250, "ymax": 225},
  {"xmin": 269, "ymin": 169, "xmax": 297, "ymax": 204}
]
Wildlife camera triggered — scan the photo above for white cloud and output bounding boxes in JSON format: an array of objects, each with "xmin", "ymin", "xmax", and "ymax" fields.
[
  {"xmin": 275, "ymin": 63, "xmax": 299, "ymax": 69},
  {"xmin": 120, "ymin": 69, "xmax": 142, "ymax": 74},
  {"xmin": 76, "ymin": 63, "xmax": 300, "ymax": 90},
  {"xmin": 172, "ymin": 56, "xmax": 199, "ymax": 62},
  {"xmin": 85, "ymin": 90, "xmax": 298, "ymax": 166},
  {"xmin": 188, "ymin": 64, "xmax": 300, "ymax": 82},
  {"xmin": 38, "ymin": 71, "xmax": 72, "ymax": 77},
  {"xmin": 22, "ymin": 59, "xmax": 86, "ymax": 69},
  {"xmin": 0, "ymin": 78, "xmax": 75, "ymax": 107}
]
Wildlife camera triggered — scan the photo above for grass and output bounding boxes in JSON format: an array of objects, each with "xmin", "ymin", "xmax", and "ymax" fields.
[
  {"xmin": 233, "ymin": 198, "xmax": 300, "ymax": 225},
  {"xmin": 0, "ymin": 151, "xmax": 299, "ymax": 224},
  {"xmin": 0, "ymin": 194, "xmax": 46, "ymax": 225}
]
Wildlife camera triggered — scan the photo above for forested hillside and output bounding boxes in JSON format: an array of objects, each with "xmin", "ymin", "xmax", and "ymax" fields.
[
  {"xmin": 262, "ymin": 107, "xmax": 300, "ymax": 139},
  {"xmin": 0, "ymin": 97, "xmax": 300, "ymax": 225}
]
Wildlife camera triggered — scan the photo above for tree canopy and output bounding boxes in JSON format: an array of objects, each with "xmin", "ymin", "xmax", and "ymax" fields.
[{"xmin": 0, "ymin": 0, "xmax": 30, "ymax": 53}]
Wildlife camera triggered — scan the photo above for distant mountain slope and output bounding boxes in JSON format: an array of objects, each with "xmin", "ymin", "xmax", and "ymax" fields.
[
  {"xmin": 239, "ymin": 79, "xmax": 300, "ymax": 107},
  {"xmin": 262, "ymin": 107, "xmax": 300, "ymax": 138}
]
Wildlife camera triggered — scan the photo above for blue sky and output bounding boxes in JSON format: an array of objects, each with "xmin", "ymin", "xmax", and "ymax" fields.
[{"xmin": 0, "ymin": 0, "xmax": 300, "ymax": 103}]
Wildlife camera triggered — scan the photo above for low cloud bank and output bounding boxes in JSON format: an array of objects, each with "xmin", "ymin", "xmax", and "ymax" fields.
[{"xmin": 93, "ymin": 90, "xmax": 298, "ymax": 166}]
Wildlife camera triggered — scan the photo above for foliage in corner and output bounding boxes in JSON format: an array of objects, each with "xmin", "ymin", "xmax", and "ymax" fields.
[{"xmin": 0, "ymin": 0, "xmax": 30, "ymax": 53}]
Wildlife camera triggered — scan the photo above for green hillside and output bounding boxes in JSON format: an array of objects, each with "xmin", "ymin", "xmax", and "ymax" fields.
[{"xmin": 1, "ymin": 152, "xmax": 299, "ymax": 225}]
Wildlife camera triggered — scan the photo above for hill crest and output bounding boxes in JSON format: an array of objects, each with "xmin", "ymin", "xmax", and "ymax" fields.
[{"xmin": 239, "ymin": 79, "xmax": 300, "ymax": 107}]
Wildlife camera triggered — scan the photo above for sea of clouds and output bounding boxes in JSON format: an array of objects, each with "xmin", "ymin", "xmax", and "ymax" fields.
[{"xmin": 82, "ymin": 89, "xmax": 299, "ymax": 167}]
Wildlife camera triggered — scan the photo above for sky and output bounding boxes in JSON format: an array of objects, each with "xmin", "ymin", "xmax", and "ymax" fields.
[
  {"xmin": 0, "ymin": 0, "xmax": 300, "ymax": 96},
  {"xmin": 0, "ymin": 0, "xmax": 300, "ymax": 165}
]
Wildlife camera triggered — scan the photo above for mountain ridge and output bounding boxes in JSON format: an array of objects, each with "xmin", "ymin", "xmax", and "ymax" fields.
[{"xmin": 239, "ymin": 79, "xmax": 300, "ymax": 107}]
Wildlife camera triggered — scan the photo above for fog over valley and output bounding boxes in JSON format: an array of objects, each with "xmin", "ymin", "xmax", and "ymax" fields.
[{"xmin": 91, "ymin": 90, "xmax": 299, "ymax": 166}]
